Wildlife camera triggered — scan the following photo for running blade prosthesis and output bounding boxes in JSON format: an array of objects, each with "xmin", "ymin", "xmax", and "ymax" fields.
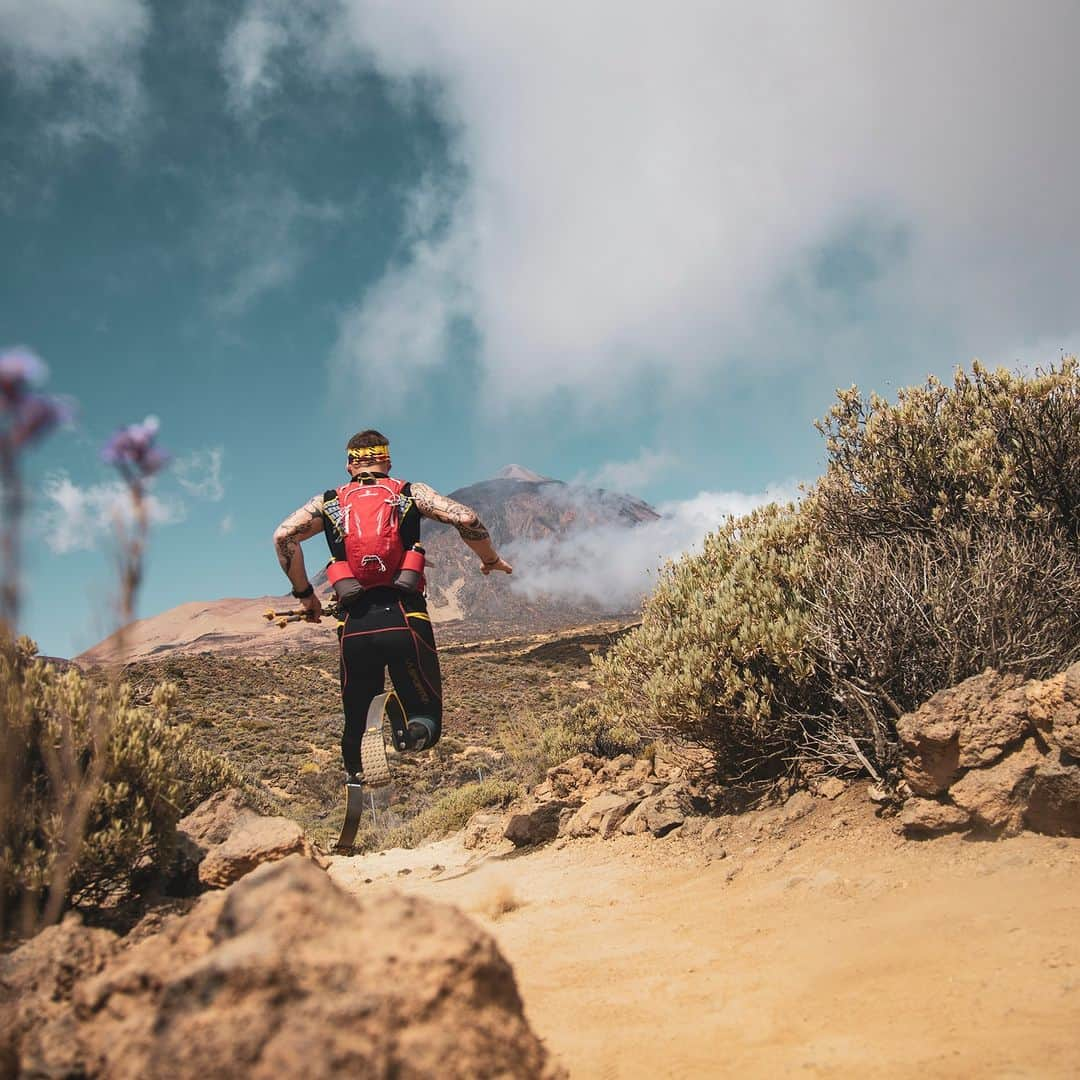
[{"xmin": 335, "ymin": 692, "xmax": 411, "ymax": 851}]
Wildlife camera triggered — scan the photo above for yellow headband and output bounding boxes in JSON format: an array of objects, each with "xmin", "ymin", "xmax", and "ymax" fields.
[{"xmin": 348, "ymin": 445, "xmax": 390, "ymax": 462}]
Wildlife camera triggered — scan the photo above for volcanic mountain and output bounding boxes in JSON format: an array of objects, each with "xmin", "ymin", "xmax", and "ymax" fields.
[
  {"xmin": 421, "ymin": 465, "xmax": 659, "ymax": 635},
  {"xmin": 79, "ymin": 466, "xmax": 658, "ymax": 662}
]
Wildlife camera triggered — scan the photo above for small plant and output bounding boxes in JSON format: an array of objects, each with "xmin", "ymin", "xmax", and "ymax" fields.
[{"xmin": 391, "ymin": 778, "xmax": 521, "ymax": 848}]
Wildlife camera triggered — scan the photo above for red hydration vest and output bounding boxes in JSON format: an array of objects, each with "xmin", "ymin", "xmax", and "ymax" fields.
[{"xmin": 330, "ymin": 476, "xmax": 410, "ymax": 590}]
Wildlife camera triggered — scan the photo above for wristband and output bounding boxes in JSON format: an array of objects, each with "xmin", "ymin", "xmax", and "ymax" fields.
[{"xmin": 292, "ymin": 583, "xmax": 315, "ymax": 599}]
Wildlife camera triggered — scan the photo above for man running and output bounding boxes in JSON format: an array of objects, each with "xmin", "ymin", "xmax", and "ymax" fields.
[{"xmin": 272, "ymin": 430, "xmax": 512, "ymax": 780}]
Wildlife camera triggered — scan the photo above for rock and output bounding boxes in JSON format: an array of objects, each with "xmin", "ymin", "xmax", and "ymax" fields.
[
  {"xmin": 542, "ymin": 754, "xmax": 603, "ymax": 800},
  {"xmin": 782, "ymin": 791, "xmax": 816, "ymax": 822},
  {"xmin": 0, "ymin": 918, "xmax": 119, "ymax": 1077},
  {"xmin": 620, "ymin": 785, "xmax": 690, "ymax": 837},
  {"xmin": 564, "ymin": 793, "xmax": 639, "ymax": 839},
  {"xmin": 198, "ymin": 814, "xmax": 308, "ymax": 888},
  {"xmin": 11, "ymin": 856, "xmax": 560, "ymax": 1079},
  {"xmin": 1024, "ymin": 754, "xmax": 1080, "ymax": 836},
  {"xmin": 178, "ymin": 787, "xmax": 257, "ymax": 852},
  {"xmin": 700, "ymin": 819, "xmax": 728, "ymax": 843},
  {"xmin": 505, "ymin": 800, "xmax": 567, "ymax": 847},
  {"xmin": 896, "ymin": 669, "xmax": 1026, "ymax": 794},
  {"xmin": 899, "ymin": 797, "xmax": 971, "ymax": 836},
  {"xmin": 1025, "ymin": 661, "xmax": 1080, "ymax": 758},
  {"xmin": 463, "ymin": 811, "xmax": 507, "ymax": 850},
  {"xmin": 949, "ymin": 739, "xmax": 1043, "ymax": 835},
  {"xmin": 176, "ymin": 788, "xmax": 315, "ymax": 889},
  {"xmin": 814, "ymin": 777, "xmax": 847, "ymax": 800}
]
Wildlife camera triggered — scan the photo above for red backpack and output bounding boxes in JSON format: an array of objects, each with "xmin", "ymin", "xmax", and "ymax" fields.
[{"xmin": 334, "ymin": 476, "xmax": 409, "ymax": 590}]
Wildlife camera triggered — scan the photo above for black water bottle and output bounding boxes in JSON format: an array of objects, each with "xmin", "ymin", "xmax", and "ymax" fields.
[{"xmin": 393, "ymin": 544, "xmax": 426, "ymax": 592}]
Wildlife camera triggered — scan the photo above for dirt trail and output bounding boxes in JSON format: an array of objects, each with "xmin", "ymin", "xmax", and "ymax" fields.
[{"xmin": 329, "ymin": 789, "xmax": 1080, "ymax": 1079}]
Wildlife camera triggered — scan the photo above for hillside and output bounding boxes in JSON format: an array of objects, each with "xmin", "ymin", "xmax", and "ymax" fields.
[{"xmin": 121, "ymin": 619, "xmax": 636, "ymax": 844}]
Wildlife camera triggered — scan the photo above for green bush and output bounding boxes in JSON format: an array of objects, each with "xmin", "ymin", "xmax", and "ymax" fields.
[
  {"xmin": 590, "ymin": 358, "xmax": 1080, "ymax": 785},
  {"xmin": 390, "ymin": 778, "xmax": 521, "ymax": 848},
  {"xmin": 1, "ymin": 638, "xmax": 245, "ymax": 933}
]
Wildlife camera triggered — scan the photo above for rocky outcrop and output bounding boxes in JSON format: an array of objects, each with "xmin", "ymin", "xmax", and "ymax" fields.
[
  {"xmin": 176, "ymin": 788, "xmax": 314, "ymax": 889},
  {"xmin": 895, "ymin": 663, "xmax": 1080, "ymax": 838},
  {"xmin": 493, "ymin": 750, "xmax": 715, "ymax": 848},
  {"xmin": 2, "ymin": 855, "xmax": 560, "ymax": 1079}
]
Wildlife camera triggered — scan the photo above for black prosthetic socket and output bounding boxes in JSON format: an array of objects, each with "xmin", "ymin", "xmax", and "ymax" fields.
[{"xmin": 405, "ymin": 716, "xmax": 440, "ymax": 751}]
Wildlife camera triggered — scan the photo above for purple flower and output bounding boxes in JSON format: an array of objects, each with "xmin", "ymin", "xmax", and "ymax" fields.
[
  {"xmin": 101, "ymin": 415, "xmax": 171, "ymax": 478},
  {"xmin": 0, "ymin": 348, "xmax": 75, "ymax": 449},
  {"xmin": 0, "ymin": 348, "xmax": 48, "ymax": 406},
  {"xmin": 9, "ymin": 394, "xmax": 76, "ymax": 449}
]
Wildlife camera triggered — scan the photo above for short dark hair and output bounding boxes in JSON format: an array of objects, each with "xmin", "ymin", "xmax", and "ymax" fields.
[{"xmin": 347, "ymin": 430, "xmax": 390, "ymax": 452}]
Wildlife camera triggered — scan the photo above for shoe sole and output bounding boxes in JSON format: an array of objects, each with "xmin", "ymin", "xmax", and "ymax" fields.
[{"xmin": 359, "ymin": 691, "xmax": 395, "ymax": 787}]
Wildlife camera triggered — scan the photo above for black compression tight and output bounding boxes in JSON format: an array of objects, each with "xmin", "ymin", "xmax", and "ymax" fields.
[{"xmin": 338, "ymin": 588, "xmax": 443, "ymax": 775}]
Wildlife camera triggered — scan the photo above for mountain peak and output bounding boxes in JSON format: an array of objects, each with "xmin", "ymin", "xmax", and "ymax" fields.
[{"xmin": 491, "ymin": 464, "xmax": 551, "ymax": 483}]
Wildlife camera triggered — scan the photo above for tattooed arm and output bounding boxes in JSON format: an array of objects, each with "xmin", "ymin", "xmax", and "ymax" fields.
[
  {"xmin": 411, "ymin": 482, "xmax": 513, "ymax": 575},
  {"xmin": 272, "ymin": 495, "xmax": 327, "ymax": 615}
]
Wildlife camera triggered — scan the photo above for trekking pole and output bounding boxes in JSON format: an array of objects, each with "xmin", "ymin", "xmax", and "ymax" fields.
[{"xmin": 262, "ymin": 600, "xmax": 342, "ymax": 628}]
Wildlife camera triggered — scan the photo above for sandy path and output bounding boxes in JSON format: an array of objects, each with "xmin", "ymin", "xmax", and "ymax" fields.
[{"xmin": 329, "ymin": 790, "xmax": 1080, "ymax": 1078}]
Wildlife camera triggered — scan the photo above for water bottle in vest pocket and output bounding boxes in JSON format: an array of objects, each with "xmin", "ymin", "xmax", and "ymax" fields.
[{"xmin": 335, "ymin": 477, "xmax": 408, "ymax": 590}]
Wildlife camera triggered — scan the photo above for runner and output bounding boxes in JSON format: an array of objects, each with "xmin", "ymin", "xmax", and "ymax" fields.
[{"xmin": 272, "ymin": 430, "xmax": 512, "ymax": 782}]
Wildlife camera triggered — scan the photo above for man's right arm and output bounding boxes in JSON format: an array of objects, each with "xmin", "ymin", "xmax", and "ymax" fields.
[{"xmin": 273, "ymin": 495, "xmax": 326, "ymax": 615}]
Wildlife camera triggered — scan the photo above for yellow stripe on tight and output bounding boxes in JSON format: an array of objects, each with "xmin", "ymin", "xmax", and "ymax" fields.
[{"xmin": 405, "ymin": 611, "xmax": 431, "ymax": 622}]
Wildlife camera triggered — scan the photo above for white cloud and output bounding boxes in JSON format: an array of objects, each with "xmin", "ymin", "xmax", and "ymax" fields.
[
  {"xmin": 0, "ymin": 0, "xmax": 150, "ymax": 140},
  {"xmin": 174, "ymin": 447, "xmax": 225, "ymax": 501},
  {"xmin": 506, "ymin": 482, "xmax": 799, "ymax": 609},
  {"xmin": 39, "ymin": 472, "xmax": 184, "ymax": 554},
  {"xmin": 220, "ymin": 513, "xmax": 235, "ymax": 534},
  {"xmin": 222, "ymin": 0, "xmax": 1080, "ymax": 410},
  {"xmin": 199, "ymin": 181, "xmax": 345, "ymax": 314},
  {"xmin": 579, "ymin": 449, "xmax": 678, "ymax": 493}
]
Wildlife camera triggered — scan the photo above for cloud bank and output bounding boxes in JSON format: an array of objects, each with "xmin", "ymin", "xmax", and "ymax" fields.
[
  {"xmin": 221, "ymin": 0, "xmax": 1080, "ymax": 410},
  {"xmin": 506, "ymin": 483, "xmax": 799, "ymax": 610}
]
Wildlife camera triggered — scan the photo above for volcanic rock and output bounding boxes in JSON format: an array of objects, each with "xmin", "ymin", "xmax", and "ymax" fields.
[
  {"xmin": 6, "ymin": 856, "xmax": 559, "ymax": 1079},
  {"xmin": 505, "ymin": 800, "xmax": 567, "ymax": 847},
  {"xmin": 177, "ymin": 788, "xmax": 313, "ymax": 889},
  {"xmin": 899, "ymin": 797, "xmax": 971, "ymax": 836}
]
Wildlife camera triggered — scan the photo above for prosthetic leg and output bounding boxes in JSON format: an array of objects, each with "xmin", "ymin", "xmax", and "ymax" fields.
[{"xmin": 335, "ymin": 692, "xmax": 433, "ymax": 851}]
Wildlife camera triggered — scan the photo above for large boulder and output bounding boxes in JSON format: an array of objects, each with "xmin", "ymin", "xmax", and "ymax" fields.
[
  {"xmin": 177, "ymin": 788, "xmax": 313, "ymax": 888},
  {"xmin": 895, "ymin": 670, "xmax": 1025, "ymax": 795},
  {"xmin": 8, "ymin": 855, "xmax": 560, "ymax": 1079},
  {"xmin": 895, "ymin": 665, "xmax": 1080, "ymax": 839}
]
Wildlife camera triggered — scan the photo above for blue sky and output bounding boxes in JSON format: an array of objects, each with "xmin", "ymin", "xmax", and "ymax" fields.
[{"xmin": 2, "ymin": 1, "xmax": 1078, "ymax": 657}]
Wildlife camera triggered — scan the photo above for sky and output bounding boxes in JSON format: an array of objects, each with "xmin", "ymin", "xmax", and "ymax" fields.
[{"xmin": 2, "ymin": 0, "xmax": 1078, "ymax": 657}]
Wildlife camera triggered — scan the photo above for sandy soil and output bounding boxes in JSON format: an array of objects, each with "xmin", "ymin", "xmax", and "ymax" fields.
[{"xmin": 329, "ymin": 788, "xmax": 1080, "ymax": 1079}]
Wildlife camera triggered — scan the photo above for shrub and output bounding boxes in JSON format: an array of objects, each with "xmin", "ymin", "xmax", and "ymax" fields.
[
  {"xmin": 498, "ymin": 706, "xmax": 640, "ymax": 787},
  {"xmin": 1, "ymin": 639, "xmax": 245, "ymax": 935},
  {"xmin": 392, "ymin": 778, "xmax": 521, "ymax": 848},
  {"xmin": 590, "ymin": 358, "xmax": 1080, "ymax": 786},
  {"xmin": 591, "ymin": 504, "xmax": 820, "ymax": 781}
]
